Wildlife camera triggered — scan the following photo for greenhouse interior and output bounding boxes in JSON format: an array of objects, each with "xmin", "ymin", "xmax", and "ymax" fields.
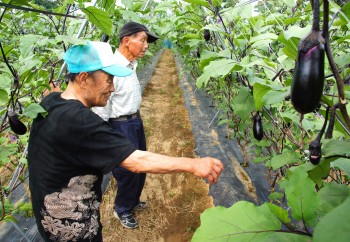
[{"xmin": 0, "ymin": 0, "xmax": 349, "ymax": 241}]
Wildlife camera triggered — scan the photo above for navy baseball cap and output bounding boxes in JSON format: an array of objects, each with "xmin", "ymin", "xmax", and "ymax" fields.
[{"xmin": 119, "ymin": 21, "xmax": 159, "ymax": 43}]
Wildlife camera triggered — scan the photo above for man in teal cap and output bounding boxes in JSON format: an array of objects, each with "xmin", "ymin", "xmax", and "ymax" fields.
[{"xmin": 27, "ymin": 40, "xmax": 223, "ymax": 242}]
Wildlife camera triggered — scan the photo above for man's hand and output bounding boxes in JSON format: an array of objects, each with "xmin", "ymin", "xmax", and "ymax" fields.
[
  {"xmin": 192, "ymin": 157, "xmax": 223, "ymax": 184},
  {"xmin": 43, "ymin": 81, "xmax": 61, "ymax": 97}
]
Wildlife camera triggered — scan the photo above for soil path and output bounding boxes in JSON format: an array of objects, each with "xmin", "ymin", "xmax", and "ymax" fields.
[{"xmin": 100, "ymin": 49, "xmax": 213, "ymax": 242}]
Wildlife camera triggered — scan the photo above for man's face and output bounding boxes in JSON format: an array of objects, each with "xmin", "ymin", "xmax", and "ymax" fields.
[
  {"xmin": 127, "ymin": 31, "xmax": 149, "ymax": 59},
  {"xmin": 84, "ymin": 71, "xmax": 115, "ymax": 108}
]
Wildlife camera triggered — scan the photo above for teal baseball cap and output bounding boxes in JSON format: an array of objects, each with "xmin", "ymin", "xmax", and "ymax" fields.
[{"xmin": 63, "ymin": 41, "xmax": 132, "ymax": 77}]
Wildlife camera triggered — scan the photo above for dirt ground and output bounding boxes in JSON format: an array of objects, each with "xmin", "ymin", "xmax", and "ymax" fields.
[{"xmin": 100, "ymin": 49, "xmax": 214, "ymax": 242}]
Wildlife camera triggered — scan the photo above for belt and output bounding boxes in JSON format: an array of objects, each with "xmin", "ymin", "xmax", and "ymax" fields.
[{"xmin": 109, "ymin": 111, "xmax": 140, "ymax": 122}]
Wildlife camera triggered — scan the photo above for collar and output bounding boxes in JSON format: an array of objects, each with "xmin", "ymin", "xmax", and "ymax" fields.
[{"xmin": 114, "ymin": 50, "xmax": 138, "ymax": 70}]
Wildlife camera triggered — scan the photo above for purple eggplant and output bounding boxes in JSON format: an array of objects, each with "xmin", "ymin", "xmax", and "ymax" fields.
[
  {"xmin": 253, "ymin": 112, "xmax": 263, "ymax": 141},
  {"xmin": 204, "ymin": 29, "xmax": 210, "ymax": 41},
  {"xmin": 291, "ymin": 0, "xmax": 325, "ymax": 114},
  {"xmin": 8, "ymin": 110, "xmax": 27, "ymax": 135}
]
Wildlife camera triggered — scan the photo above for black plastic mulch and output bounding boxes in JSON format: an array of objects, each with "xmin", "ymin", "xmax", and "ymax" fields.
[{"xmin": 174, "ymin": 54, "xmax": 271, "ymax": 207}]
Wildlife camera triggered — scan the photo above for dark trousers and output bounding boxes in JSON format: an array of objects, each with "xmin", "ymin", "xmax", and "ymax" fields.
[{"xmin": 109, "ymin": 117, "xmax": 147, "ymax": 215}]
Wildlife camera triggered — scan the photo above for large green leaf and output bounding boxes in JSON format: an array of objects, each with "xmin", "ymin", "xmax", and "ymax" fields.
[
  {"xmin": 22, "ymin": 103, "xmax": 47, "ymax": 119},
  {"xmin": 154, "ymin": 1, "xmax": 174, "ymax": 12},
  {"xmin": 253, "ymin": 83, "xmax": 272, "ymax": 111},
  {"xmin": 3, "ymin": 0, "xmax": 31, "ymax": 6},
  {"xmin": 202, "ymin": 24, "xmax": 226, "ymax": 35},
  {"xmin": 0, "ymin": 88, "xmax": 9, "ymax": 106},
  {"xmin": 231, "ymin": 87, "xmax": 255, "ymax": 120},
  {"xmin": 81, "ymin": 6, "xmax": 112, "ymax": 36},
  {"xmin": 318, "ymin": 182, "xmax": 350, "ymax": 216},
  {"xmin": 20, "ymin": 35, "xmax": 49, "ymax": 58},
  {"xmin": 250, "ymin": 33, "xmax": 278, "ymax": 44},
  {"xmin": 100, "ymin": 0, "xmax": 116, "ymax": 15},
  {"xmin": 262, "ymin": 89, "xmax": 289, "ymax": 107},
  {"xmin": 182, "ymin": 0, "xmax": 210, "ymax": 7},
  {"xmin": 199, "ymin": 50, "xmax": 220, "ymax": 69},
  {"xmin": 313, "ymin": 196, "xmax": 350, "ymax": 242},
  {"xmin": 0, "ymin": 143, "xmax": 17, "ymax": 165},
  {"xmin": 284, "ymin": 25, "xmax": 312, "ymax": 40},
  {"xmin": 279, "ymin": 167, "xmax": 319, "ymax": 225},
  {"xmin": 196, "ymin": 58, "xmax": 242, "ymax": 88},
  {"xmin": 266, "ymin": 203, "xmax": 291, "ymax": 224},
  {"xmin": 323, "ymin": 139, "xmax": 350, "ymax": 158},
  {"xmin": 282, "ymin": 0, "xmax": 297, "ymax": 7},
  {"xmin": 192, "ymin": 201, "xmax": 310, "ymax": 242},
  {"xmin": 339, "ymin": 2, "xmax": 350, "ymax": 23},
  {"xmin": 253, "ymin": 82, "xmax": 289, "ymax": 110},
  {"xmin": 270, "ymin": 150, "xmax": 300, "ymax": 170},
  {"xmin": 331, "ymin": 158, "xmax": 350, "ymax": 177},
  {"xmin": 55, "ymin": 35, "xmax": 87, "ymax": 46}
]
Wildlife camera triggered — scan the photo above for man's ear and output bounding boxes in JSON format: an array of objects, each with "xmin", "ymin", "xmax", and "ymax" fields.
[
  {"xmin": 76, "ymin": 72, "xmax": 89, "ymax": 87},
  {"xmin": 123, "ymin": 36, "xmax": 131, "ymax": 46}
]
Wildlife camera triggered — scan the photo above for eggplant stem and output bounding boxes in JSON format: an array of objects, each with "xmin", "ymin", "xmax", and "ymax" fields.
[{"xmin": 312, "ymin": 0, "xmax": 320, "ymax": 32}]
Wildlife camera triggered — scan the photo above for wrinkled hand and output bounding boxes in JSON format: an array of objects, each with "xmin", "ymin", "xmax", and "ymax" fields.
[
  {"xmin": 193, "ymin": 157, "xmax": 223, "ymax": 184},
  {"xmin": 43, "ymin": 81, "xmax": 62, "ymax": 97}
]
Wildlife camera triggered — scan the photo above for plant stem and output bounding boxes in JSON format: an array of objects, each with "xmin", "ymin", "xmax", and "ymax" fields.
[{"xmin": 323, "ymin": 0, "xmax": 350, "ymax": 129}]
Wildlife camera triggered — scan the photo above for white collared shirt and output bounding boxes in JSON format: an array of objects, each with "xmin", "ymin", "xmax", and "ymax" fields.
[{"xmin": 92, "ymin": 50, "xmax": 142, "ymax": 121}]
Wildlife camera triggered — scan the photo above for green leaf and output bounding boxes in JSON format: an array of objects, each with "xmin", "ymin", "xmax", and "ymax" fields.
[
  {"xmin": 22, "ymin": 103, "xmax": 47, "ymax": 119},
  {"xmin": 323, "ymin": 139, "xmax": 350, "ymax": 158},
  {"xmin": 81, "ymin": 6, "xmax": 112, "ymax": 36},
  {"xmin": 284, "ymin": 25, "xmax": 312, "ymax": 40},
  {"xmin": 268, "ymin": 192, "xmax": 284, "ymax": 201},
  {"xmin": 270, "ymin": 150, "xmax": 300, "ymax": 170},
  {"xmin": 282, "ymin": 0, "xmax": 296, "ymax": 7},
  {"xmin": 262, "ymin": 89, "xmax": 289, "ymax": 108},
  {"xmin": 55, "ymin": 35, "xmax": 87, "ymax": 46},
  {"xmin": 199, "ymin": 50, "xmax": 220, "ymax": 69},
  {"xmin": 331, "ymin": 158, "xmax": 350, "ymax": 177},
  {"xmin": 154, "ymin": 1, "xmax": 174, "ymax": 12},
  {"xmin": 101, "ymin": 0, "xmax": 116, "ymax": 15},
  {"xmin": 266, "ymin": 203, "xmax": 291, "ymax": 224},
  {"xmin": 19, "ymin": 59, "xmax": 42, "ymax": 76},
  {"xmin": 193, "ymin": 201, "xmax": 309, "ymax": 242},
  {"xmin": 0, "ymin": 198, "xmax": 14, "ymax": 218},
  {"xmin": 20, "ymin": 34, "xmax": 48, "ymax": 58},
  {"xmin": 202, "ymin": 24, "xmax": 225, "ymax": 34},
  {"xmin": 307, "ymin": 160, "xmax": 330, "ymax": 187},
  {"xmin": 231, "ymin": 87, "xmax": 255, "ymax": 120},
  {"xmin": 193, "ymin": 201, "xmax": 281, "ymax": 241},
  {"xmin": 0, "ymin": 143, "xmax": 17, "ymax": 165},
  {"xmin": 3, "ymin": 0, "xmax": 31, "ymax": 6},
  {"xmin": 279, "ymin": 167, "xmax": 319, "ymax": 225},
  {"xmin": 250, "ymin": 33, "xmax": 278, "ymax": 44},
  {"xmin": 0, "ymin": 88, "xmax": 9, "ymax": 106},
  {"xmin": 313, "ymin": 196, "xmax": 350, "ymax": 242},
  {"xmin": 182, "ymin": 0, "xmax": 210, "ymax": 7},
  {"xmin": 253, "ymin": 83, "xmax": 270, "ymax": 111},
  {"xmin": 318, "ymin": 183, "xmax": 350, "ymax": 216},
  {"xmin": 196, "ymin": 58, "xmax": 242, "ymax": 88}
]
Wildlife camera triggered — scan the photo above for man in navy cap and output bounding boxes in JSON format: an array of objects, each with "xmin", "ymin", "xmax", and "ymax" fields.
[
  {"xmin": 93, "ymin": 21, "xmax": 159, "ymax": 229},
  {"xmin": 27, "ymin": 40, "xmax": 223, "ymax": 241}
]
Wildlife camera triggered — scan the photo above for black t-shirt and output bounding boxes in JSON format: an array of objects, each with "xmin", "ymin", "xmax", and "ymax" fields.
[{"xmin": 27, "ymin": 92, "xmax": 136, "ymax": 242}]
